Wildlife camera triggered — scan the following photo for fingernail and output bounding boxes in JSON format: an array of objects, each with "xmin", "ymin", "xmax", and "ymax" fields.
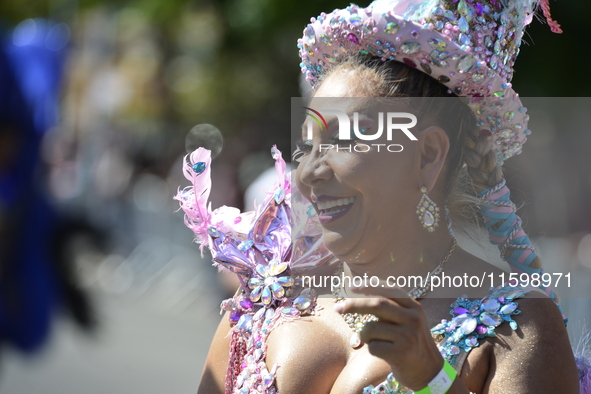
[{"xmin": 333, "ymin": 303, "xmax": 344, "ymax": 313}]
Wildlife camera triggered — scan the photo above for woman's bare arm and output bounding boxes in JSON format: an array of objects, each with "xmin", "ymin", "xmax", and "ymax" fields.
[{"xmin": 197, "ymin": 312, "xmax": 233, "ymax": 394}]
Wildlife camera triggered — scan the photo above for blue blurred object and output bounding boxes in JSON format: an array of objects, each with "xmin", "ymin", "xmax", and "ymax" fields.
[{"xmin": 0, "ymin": 19, "xmax": 70, "ymax": 353}]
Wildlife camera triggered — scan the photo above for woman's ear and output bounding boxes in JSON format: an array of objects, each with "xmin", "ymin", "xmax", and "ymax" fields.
[{"xmin": 419, "ymin": 126, "xmax": 449, "ymax": 191}]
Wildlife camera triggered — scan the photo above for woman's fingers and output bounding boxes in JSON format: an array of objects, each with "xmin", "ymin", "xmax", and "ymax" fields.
[{"xmin": 360, "ymin": 320, "xmax": 403, "ymax": 343}]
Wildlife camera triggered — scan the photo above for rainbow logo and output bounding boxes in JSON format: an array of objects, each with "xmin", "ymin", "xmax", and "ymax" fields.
[{"xmin": 302, "ymin": 107, "xmax": 328, "ymax": 132}]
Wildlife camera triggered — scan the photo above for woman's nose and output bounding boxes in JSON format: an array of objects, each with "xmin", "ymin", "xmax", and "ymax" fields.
[{"xmin": 298, "ymin": 149, "xmax": 333, "ymax": 187}]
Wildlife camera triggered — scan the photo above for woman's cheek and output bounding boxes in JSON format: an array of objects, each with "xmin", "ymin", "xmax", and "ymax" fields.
[{"xmin": 294, "ymin": 166, "xmax": 311, "ymax": 197}]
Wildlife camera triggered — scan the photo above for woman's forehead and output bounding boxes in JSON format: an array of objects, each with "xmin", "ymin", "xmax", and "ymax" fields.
[
  {"xmin": 307, "ymin": 96, "xmax": 369, "ymax": 114},
  {"xmin": 304, "ymin": 97, "xmax": 410, "ymax": 124},
  {"xmin": 300, "ymin": 98, "xmax": 374, "ymax": 139}
]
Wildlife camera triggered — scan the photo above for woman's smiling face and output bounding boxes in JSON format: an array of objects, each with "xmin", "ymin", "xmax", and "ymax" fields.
[{"xmin": 295, "ymin": 72, "xmax": 430, "ymax": 264}]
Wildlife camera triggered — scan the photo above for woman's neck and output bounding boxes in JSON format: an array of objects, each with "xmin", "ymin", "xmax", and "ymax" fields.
[{"xmin": 344, "ymin": 226, "xmax": 457, "ymax": 293}]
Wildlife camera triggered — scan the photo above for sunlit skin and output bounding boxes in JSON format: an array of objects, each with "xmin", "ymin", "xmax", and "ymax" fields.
[{"xmin": 197, "ymin": 71, "xmax": 580, "ymax": 394}]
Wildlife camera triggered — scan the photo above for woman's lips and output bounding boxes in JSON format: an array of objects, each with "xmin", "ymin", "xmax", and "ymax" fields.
[{"xmin": 311, "ymin": 196, "xmax": 356, "ymax": 224}]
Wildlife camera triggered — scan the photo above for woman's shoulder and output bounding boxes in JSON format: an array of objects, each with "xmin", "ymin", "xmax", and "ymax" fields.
[
  {"xmin": 467, "ymin": 289, "xmax": 578, "ymax": 393},
  {"xmin": 434, "ymin": 283, "xmax": 569, "ymax": 351},
  {"xmin": 487, "ymin": 290, "xmax": 572, "ymax": 359}
]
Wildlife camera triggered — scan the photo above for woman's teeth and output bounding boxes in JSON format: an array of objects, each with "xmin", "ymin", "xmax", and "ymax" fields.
[{"xmin": 316, "ymin": 196, "xmax": 356, "ymax": 211}]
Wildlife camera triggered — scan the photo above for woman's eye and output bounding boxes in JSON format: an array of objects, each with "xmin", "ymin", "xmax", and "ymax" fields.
[
  {"xmin": 329, "ymin": 130, "xmax": 358, "ymax": 145},
  {"xmin": 328, "ymin": 130, "xmax": 343, "ymax": 145},
  {"xmin": 328, "ymin": 123, "xmax": 372, "ymax": 145},
  {"xmin": 295, "ymin": 139, "xmax": 313, "ymax": 152},
  {"xmin": 293, "ymin": 139, "xmax": 313, "ymax": 162}
]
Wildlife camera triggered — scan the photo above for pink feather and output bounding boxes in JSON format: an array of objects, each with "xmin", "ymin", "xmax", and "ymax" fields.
[{"xmin": 174, "ymin": 148, "xmax": 213, "ymax": 253}]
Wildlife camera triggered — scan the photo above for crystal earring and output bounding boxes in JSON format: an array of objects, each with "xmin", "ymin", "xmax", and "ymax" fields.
[{"xmin": 416, "ymin": 186, "xmax": 440, "ymax": 232}]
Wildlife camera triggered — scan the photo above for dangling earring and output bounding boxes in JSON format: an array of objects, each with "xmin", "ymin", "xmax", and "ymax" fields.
[{"xmin": 416, "ymin": 186, "xmax": 440, "ymax": 232}]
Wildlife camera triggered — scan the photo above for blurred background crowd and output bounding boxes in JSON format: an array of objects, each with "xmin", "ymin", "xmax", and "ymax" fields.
[{"xmin": 0, "ymin": 1, "xmax": 590, "ymax": 393}]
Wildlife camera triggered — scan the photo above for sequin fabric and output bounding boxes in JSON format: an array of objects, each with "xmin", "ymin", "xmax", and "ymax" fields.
[{"xmin": 362, "ymin": 282, "xmax": 528, "ymax": 393}]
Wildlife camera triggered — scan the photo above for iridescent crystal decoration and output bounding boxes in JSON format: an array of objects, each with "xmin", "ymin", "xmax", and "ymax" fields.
[
  {"xmin": 458, "ymin": 16, "xmax": 469, "ymax": 33},
  {"xmin": 480, "ymin": 311, "xmax": 502, "ymax": 326},
  {"xmin": 347, "ymin": 33, "xmax": 360, "ymax": 45},
  {"xmin": 349, "ymin": 13, "xmax": 362, "ymax": 26},
  {"xmin": 493, "ymin": 91, "xmax": 505, "ymax": 99},
  {"xmin": 432, "ymin": 283, "xmax": 524, "ymax": 367},
  {"xmin": 362, "ymin": 18, "xmax": 376, "ymax": 36},
  {"xmin": 500, "ymin": 301, "xmax": 518, "ymax": 314},
  {"xmin": 416, "ymin": 186, "xmax": 440, "ymax": 232},
  {"xmin": 248, "ymin": 260, "xmax": 294, "ymax": 305},
  {"xmin": 400, "ymin": 41, "xmax": 420, "ymax": 54},
  {"xmin": 455, "ymin": 314, "xmax": 478, "ymax": 334},
  {"xmin": 274, "ymin": 186, "xmax": 285, "ymax": 204},
  {"xmin": 192, "ymin": 161, "xmax": 206, "ymax": 174},
  {"xmin": 421, "ymin": 63, "xmax": 432, "ymax": 74},
  {"xmin": 330, "ymin": 16, "xmax": 340, "ymax": 29},
  {"xmin": 236, "ymin": 314, "xmax": 253, "ymax": 331},
  {"xmin": 498, "ymin": 128, "xmax": 513, "ymax": 139},
  {"xmin": 428, "ymin": 38, "xmax": 447, "ymax": 51},
  {"xmin": 207, "ymin": 226, "xmax": 220, "ymax": 237},
  {"xmin": 472, "ymin": 70, "xmax": 485, "ymax": 82},
  {"xmin": 304, "ymin": 25, "xmax": 316, "ymax": 45},
  {"xmin": 456, "ymin": 54, "xmax": 475, "ymax": 73},
  {"xmin": 481, "ymin": 298, "xmax": 500, "ymax": 311},
  {"xmin": 281, "ymin": 307, "xmax": 299, "ymax": 316},
  {"xmin": 238, "ymin": 240, "xmax": 254, "ymax": 251},
  {"xmin": 384, "ymin": 21, "xmax": 398, "ymax": 34},
  {"xmin": 293, "ymin": 296, "xmax": 312, "ymax": 311},
  {"xmin": 350, "ymin": 332, "xmax": 362, "ymax": 348}
]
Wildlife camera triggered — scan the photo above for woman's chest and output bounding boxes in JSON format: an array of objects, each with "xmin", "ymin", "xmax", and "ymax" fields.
[
  {"xmin": 265, "ymin": 297, "xmax": 490, "ymax": 394},
  {"xmin": 265, "ymin": 298, "xmax": 392, "ymax": 393}
]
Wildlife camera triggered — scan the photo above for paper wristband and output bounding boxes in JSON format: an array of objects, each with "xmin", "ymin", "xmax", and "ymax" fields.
[{"xmin": 415, "ymin": 360, "xmax": 458, "ymax": 394}]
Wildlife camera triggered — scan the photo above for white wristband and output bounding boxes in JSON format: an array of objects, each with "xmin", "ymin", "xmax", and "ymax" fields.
[{"xmin": 415, "ymin": 360, "xmax": 457, "ymax": 394}]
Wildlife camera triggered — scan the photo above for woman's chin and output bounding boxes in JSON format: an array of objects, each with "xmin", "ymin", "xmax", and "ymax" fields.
[
  {"xmin": 320, "ymin": 231, "xmax": 372, "ymax": 264},
  {"xmin": 321, "ymin": 231, "xmax": 354, "ymax": 258}
]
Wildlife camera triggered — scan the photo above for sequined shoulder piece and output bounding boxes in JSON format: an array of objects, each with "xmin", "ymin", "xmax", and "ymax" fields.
[
  {"xmin": 431, "ymin": 283, "xmax": 526, "ymax": 368},
  {"xmin": 362, "ymin": 283, "xmax": 528, "ymax": 394}
]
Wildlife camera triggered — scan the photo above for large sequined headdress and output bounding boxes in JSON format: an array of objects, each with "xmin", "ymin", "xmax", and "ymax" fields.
[{"xmin": 298, "ymin": 0, "xmax": 561, "ymax": 165}]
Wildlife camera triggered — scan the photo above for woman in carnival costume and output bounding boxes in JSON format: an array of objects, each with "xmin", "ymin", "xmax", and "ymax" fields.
[{"xmin": 177, "ymin": 0, "xmax": 591, "ymax": 393}]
